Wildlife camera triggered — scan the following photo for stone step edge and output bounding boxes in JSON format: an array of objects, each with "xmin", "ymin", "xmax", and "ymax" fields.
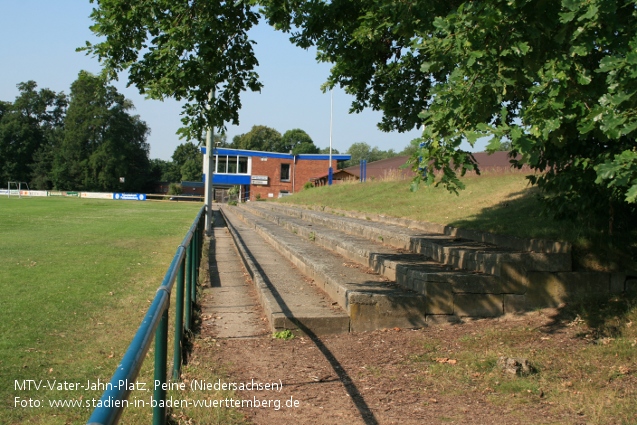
[
  {"xmin": 229, "ymin": 206, "xmax": 534, "ymax": 319},
  {"xmin": 243, "ymin": 203, "xmax": 572, "ymax": 276},
  {"xmin": 227, "ymin": 206, "xmax": 431, "ymax": 331},
  {"xmin": 228, "ymin": 206, "xmax": 617, "ymax": 321},
  {"xmin": 240, "ymin": 203, "xmax": 505, "ymax": 290},
  {"xmin": 219, "ymin": 205, "xmax": 351, "ymax": 334},
  {"xmin": 268, "ymin": 202, "xmax": 571, "ymax": 254}
]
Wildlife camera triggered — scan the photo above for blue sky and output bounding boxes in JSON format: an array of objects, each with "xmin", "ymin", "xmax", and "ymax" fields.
[{"xmin": 0, "ymin": 1, "xmax": 482, "ymax": 161}]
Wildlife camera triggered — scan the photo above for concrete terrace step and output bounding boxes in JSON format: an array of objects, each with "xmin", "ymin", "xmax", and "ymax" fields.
[
  {"xmin": 236, "ymin": 203, "xmax": 536, "ymax": 317},
  {"xmin": 237, "ymin": 202, "xmax": 505, "ymax": 292},
  {"xmin": 218, "ymin": 206, "xmax": 350, "ymax": 335},
  {"xmin": 245, "ymin": 202, "xmax": 573, "ymax": 276},
  {"xmin": 222, "ymin": 205, "xmax": 429, "ymax": 331}
]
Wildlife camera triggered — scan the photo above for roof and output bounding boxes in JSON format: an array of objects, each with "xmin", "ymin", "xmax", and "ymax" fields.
[
  {"xmin": 181, "ymin": 181, "xmax": 205, "ymax": 188},
  {"xmin": 200, "ymin": 147, "xmax": 351, "ymax": 161},
  {"xmin": 344, "ymin": 156, "xmax": 415, "ymax": 179},
  {"xmin": 311, "ymin": 169, "xmax": 359, "ymax": 181},
  {"xmin": 343, "ymin": 151, "xmax": 520, "ymax": 179}
]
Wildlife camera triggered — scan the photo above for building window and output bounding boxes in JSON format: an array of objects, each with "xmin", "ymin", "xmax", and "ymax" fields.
[
  {"xmin": 215, "ymin": 155, "xmax": 250, "ymax": 174},
  {"xmin": 238, "ymin": 156, "xmax": 248, "ymax": 173},
  {"xmin": 217, "ymin": 156, "xmax": 228, "ymax": 173},
  {"xmin": 281, "ymin": 163, "xmax": 291, "ymax": 181}
]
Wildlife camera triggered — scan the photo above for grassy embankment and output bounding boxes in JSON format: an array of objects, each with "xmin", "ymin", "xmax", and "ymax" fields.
[
  {"xmin": 0, "ymin": 197, "xmax": 242, "ymax": 424},
  {"xmin": 280, "ymin": 171, "xmax": 636, "ymax": 272}
]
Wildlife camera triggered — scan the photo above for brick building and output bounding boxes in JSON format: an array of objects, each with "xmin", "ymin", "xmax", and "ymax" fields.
[{"xmin": 201, "ymin": 148, "xmax": 350, "ymax": 201}]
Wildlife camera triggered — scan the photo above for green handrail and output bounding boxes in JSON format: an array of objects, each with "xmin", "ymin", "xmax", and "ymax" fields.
[{"xmin": 86, "ymin": 206, "xmax": 206, "ymax": 425}]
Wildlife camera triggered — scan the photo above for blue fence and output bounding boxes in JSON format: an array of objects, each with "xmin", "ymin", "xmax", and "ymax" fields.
[{"xmin": 86, "ymin": 206, "xmax": 206, "ymax": 425}]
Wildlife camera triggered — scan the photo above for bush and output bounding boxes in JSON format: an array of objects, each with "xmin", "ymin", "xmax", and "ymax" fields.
[
  {"xmin": 168, "ymin": 183, "xmax": 182, "ymax": 195},
  {"xmin": 303, "ymin": 181, "xmax": 314, "ymax": 190}
]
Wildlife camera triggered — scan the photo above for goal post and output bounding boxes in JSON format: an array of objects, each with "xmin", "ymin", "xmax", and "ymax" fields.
[{"xmin": 7, "ymin": 182, "xmax": 31, "ymax": 198}]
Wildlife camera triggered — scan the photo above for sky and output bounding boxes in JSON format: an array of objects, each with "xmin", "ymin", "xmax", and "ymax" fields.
[{"xmin": 0, "ymin": 1, "xmax": 484, "ymax": 161}]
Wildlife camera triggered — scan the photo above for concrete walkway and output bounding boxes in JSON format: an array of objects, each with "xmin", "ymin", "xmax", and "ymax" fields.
[
  {"xmin": 199, "ymin": 209, "xmax": 268, "ymax": 338},
  {"xmin": 220, "ymin": 206, "xmax": 351, "ymax": 335}
]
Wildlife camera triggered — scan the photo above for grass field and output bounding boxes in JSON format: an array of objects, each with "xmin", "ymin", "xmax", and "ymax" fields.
[
  {"xmin": 281, "ymin": 172, "xmax": 637, "ymax": 271},
  {"xmin": 0, "ymin": 197, "xmax": 201, "ymax": 424},
  {"xmin": 2, "ymin": 175, "xmax": 635, "ymax": 424}
]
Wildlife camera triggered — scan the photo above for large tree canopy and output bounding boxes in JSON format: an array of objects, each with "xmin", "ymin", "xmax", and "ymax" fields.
[
  {"xmin": 0, "ymin": 82, "xmax": 66, "ymax": 187},
  {"xmin": 86, "ymin": 0, "xmax": 637, "ymax": 225},
  {"xmin": 172, "ymin": 141, "xmax": 203, "ymax": 181},
  {"xmin": 52, "ymin": 71, "xmax": 151, "ymax": 192},
  {"xmin": 83, "ymin": 0, "xmax": 262, "ymax": 141},
  {"xmin": 280, "ymin": 129, "xmax": 319, "ymax": 154},
  {"xmin": 231, "ymin": 125, "xmax": 282, "ymax": 152}
]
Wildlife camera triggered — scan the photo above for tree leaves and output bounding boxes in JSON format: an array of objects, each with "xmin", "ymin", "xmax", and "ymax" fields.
[
  {"xmin": 52, "ymin": 71, "xmax": 151, "ymax": 192},
  {"xmin": 84, "ymin": 0, "xmax": 637, "ymax": 217},
  {"xmin": 83, "ymin": 0, "xmax": 262, "ymax": 140},
  {"xmin": 595, "ymin": 150, "xmax": 637, "ymax": 203}
]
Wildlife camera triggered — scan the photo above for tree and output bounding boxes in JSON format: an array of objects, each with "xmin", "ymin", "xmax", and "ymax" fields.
[
  {"xmin": 343, "ymin": 142, "xmax": 397, "ymax": 168},
  {"xmin": 319, "ymin": 147, "xmax": 340, "ymax": 155},
  {"xmin": 280, "ymin": 129, "xmax": 319, "ymax": 154},
  {"xmin": 231, "ymin": 125, "xmax": 282, "ymax": 152},
  {"xmin": 52, "ymin": 71, "xmax": 151, "ymax": 192},
  {"xmin": 409, "ymin": 0, "xmax": 637, "ymax": 228},
  {"xmin": 83, "ymin": 0, "xmax": 262, "ymax": 140},
  {"xmin": 0, "ymin": 82, "xmax": 67, "ymax": 187},
  {"xmin": 86, "ymin": 0, "xmax": 637, "ymax": 227},
  {"xmin": 261, "ymin": 0, "xmax": 637, "ymax": 228},
  {"xmin": 171, "ymin": 142, "xmax": 203, "ymax": 182},
  {"xmin": 149, "ymin": 158, "xmax": 180, "ymax": 183}
]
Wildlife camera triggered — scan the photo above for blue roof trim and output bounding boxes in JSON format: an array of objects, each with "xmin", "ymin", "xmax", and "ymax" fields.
[
  {"xmin": 296, "ymin": 154, "xmax": 350, "ymax": 161},
  {"xmin": 200, "ymin": 147, "xmax": 350, "ymax": 161},
  {"xmin": 210, "ymin": 174, "xmax": 252, "ymax": 185}
]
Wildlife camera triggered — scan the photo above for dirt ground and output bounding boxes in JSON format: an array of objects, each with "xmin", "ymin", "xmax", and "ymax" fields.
[
  {"xmin": 188, "ymin": 299, "xmax": 636, "ymax": 425},
  {"xmin": 181, "ymin": 234, "xmax": 635, "ymax": 425}
]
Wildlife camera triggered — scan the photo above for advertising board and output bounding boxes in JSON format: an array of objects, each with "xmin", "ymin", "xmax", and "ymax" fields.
[
  {"xmin": 113, "ymin": 193, "xmax": 147, "ymax": 201},
  {"xmin": 81, "ymin": 192, "xmax": 114, "ymax": 200}
]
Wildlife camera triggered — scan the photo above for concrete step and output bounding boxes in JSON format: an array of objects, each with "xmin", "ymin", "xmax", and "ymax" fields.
[
  {"xmin": 235, "ymin": 203, "xmax": 534, "ymax": 318},
  {"xmin": 218, "ymin": 206, "xmax": 350, "ymax": 335},
  {"xmin": 245, "ymin": 202, "xmax": 572, "ymax": 276},
  {"xmin": 222, "ymin": 205, "xmax": 430, "ymax": 331},
  {"xmin": 237, "ymin": 202, "xmax": 504, "ymax": 291}
]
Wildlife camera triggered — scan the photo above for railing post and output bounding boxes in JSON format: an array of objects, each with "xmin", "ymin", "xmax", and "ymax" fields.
[
  {"xmin": 184, "ymin": 241, "xmax": 192, "ymax": 332},
  {"xmin": 153, "ymin": 308, "xmax": 169, "ymax": 425},
  {"xmin": 190, "ymin": 238, "xmax": 197, "ymax": 304},
  {"xmin": 197, "ymin": 224, "xmax": 202, "ymax": 273},
  {"xmin": 172, "ymin": 257, "xmax": 185, "ymax": 380},
  {"xmin": 86, "ymin": 206, "xmax": 205, "ymax": 425}
]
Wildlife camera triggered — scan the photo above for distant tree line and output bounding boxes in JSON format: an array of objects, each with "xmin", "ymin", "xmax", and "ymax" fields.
[{"xmin": 0, "ymin": 72, "xmax": 153, "ymax": 192}]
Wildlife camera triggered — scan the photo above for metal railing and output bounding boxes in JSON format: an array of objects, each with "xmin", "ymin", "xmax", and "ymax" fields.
[{"xmin": 87, "ymin": 206, "xmax": 206, "ymax": 425}]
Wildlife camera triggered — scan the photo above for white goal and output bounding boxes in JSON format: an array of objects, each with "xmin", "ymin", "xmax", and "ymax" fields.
[{"xmin": 7, "ymin": 182, "xmax": 31, "ymax": 198}]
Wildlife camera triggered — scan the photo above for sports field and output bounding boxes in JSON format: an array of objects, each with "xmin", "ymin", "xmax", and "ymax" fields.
[{"xmin": 0, "ymin": 196, "xmax": 201, "ymax": 424}]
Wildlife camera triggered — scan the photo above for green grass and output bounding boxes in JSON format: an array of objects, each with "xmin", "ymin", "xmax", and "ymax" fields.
[
  {"xmin": 0, "ymin": 197, "xmax": 201, "ymax": 424},
  {"xmin": 281, "ymin": 173, "xmax": 637, "ymax": 271}
]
